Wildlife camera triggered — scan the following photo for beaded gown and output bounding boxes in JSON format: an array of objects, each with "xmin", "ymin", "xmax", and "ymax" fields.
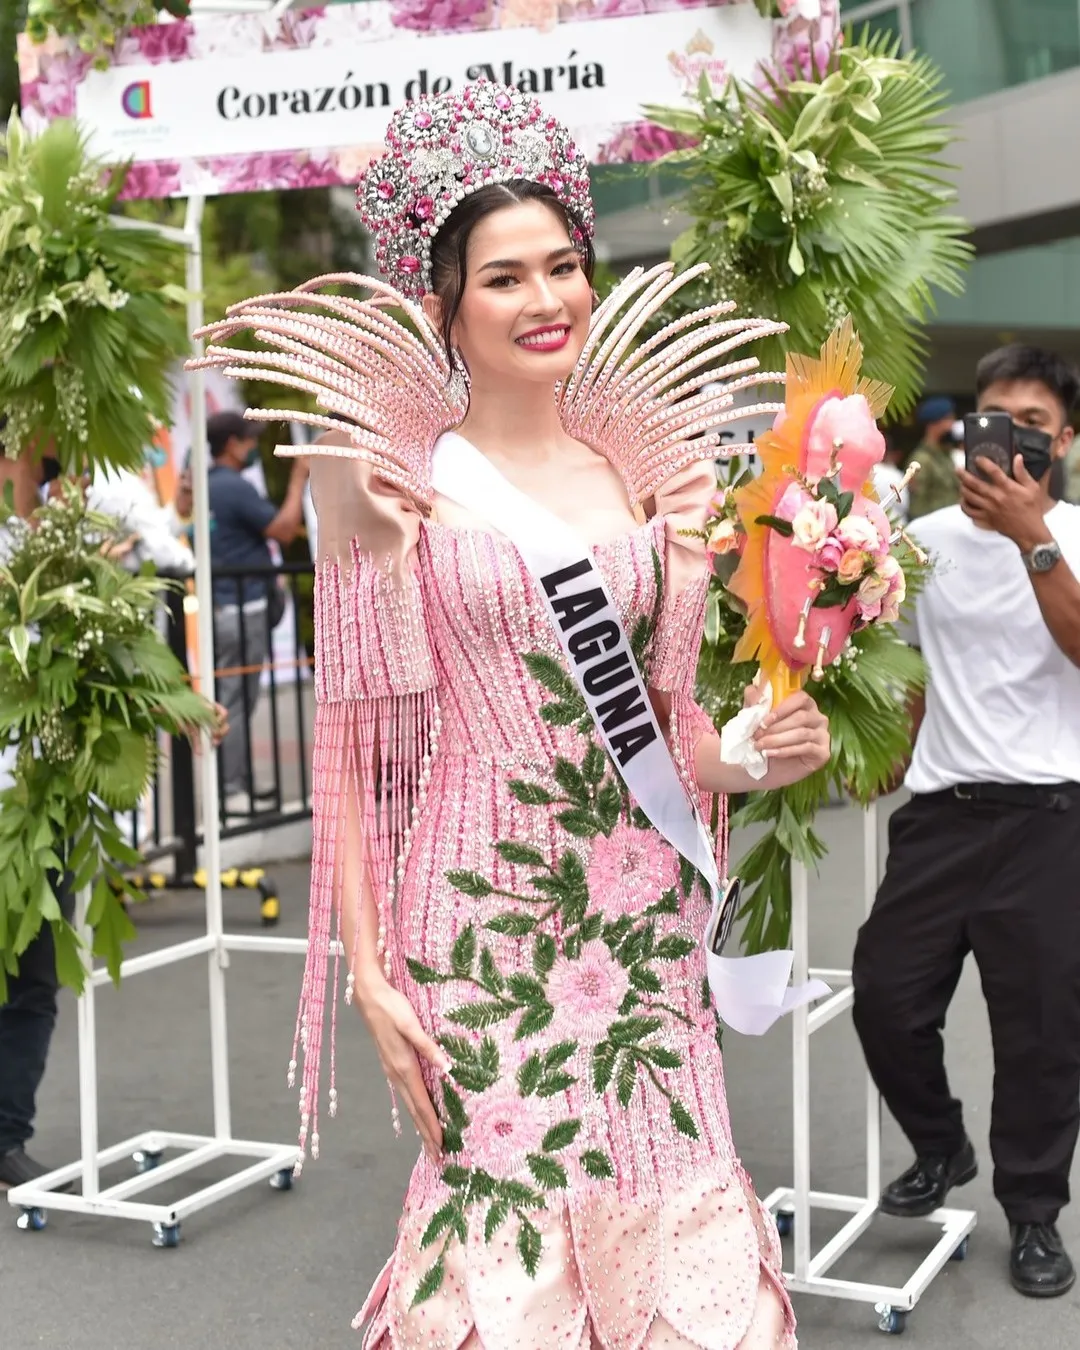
[{"xmin": 195, "ymin": 264, "xmax": 796, "ymax": 1349}]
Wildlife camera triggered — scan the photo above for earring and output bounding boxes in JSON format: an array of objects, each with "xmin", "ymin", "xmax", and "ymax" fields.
[{"xmin": 448, "ymin": 348, "xmax": 470, "ymax": 409}]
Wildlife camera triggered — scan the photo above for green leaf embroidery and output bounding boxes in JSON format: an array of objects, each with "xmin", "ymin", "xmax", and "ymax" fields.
[
  {"xmin": 541, "ymin": 1119, "xmax": 582, "ymax": 1152},
  {"xmin": 629, "ymin": 966, "xmax": 663, "ymax": 994},
  {"xmin": 447, "ymin": 1000, "xmax": 516, "ymax": 1031},
  {"xmin": 443, "ymin": 1082, "xmax": 468, "ymax": 1129},
  {"xmin": 521, "ymin": 652, "xmax": 577, "ymax": 700},
  {"xmin": 509, "ymin": 780, "xmax": 557, "ymax": 806},
  {"xmin": 484, "ymin": 913, "xmax": 539, "ymax": 936},
  {"xmin": 517, "ymin": 1215, "xmax": 542, "ymax": 1277},
  {"xmin": 411, "ymin": 1254, "xmax": 446, "ymax": 1307},
  {"xmin": 553, "ymin": 758, "xmax": 590, "ymax": 807},
  {"xmin": 420, "ymin": 1202, "xmax": 460, "ymax": 1249},
  {"xmin": 536, "ymin": 1071, "xmax": 576, "ymax": 1098},
  {"xmin": 497, "ymin": 841, "xmax": 548, "ymax": 868},
  {"xmin": 527, "ymin": 1153, "xmax": 568, "ymax": 1190},
  {"xmin": 557, "ymin": 807, "xmax": 602, "ymax": 838},
  {"xmin": 441, "ymin": 1165, "xmax": 471, "ymax": 1189},
  {"xmin": 478, "ymin": 946, "xmax": 505, "ymax": 993},
  {"xmin": 593, "ymin": 1041, "xmax": 616, "ymax": 1093},
  {"xmin": 669, "ymin": 1098, "xmax": 700, "ymax": 1141},
  {"xmin": 580, "ymin": 1149, "xmax": 615, "ymax": 1181},
  {"xmin": 616, "ymin": 1053, "xmax": 639, "ymax": 1107},
  {"xmin": 514, "ymin": 1002, "xmax": 555, "ymax": 1040},
  {"xmin": 653, "ymin": 934, "xmax": 696, "ymax": 961},
  {"xmin": 582, "ymin": 743, "xmax": 607, "ymax": 784},
  {"xmin": 407, "ymin": 957, "xmax": 448, "ymax": 985},
  {"xmin": 507, "ymin": 972, "xmax": 546, "ymax": 1004},
  {"xmin": 485, "ymin": 1201, "xmax": 510, "ymax": 1242},
  {"xmin": 450, "ymin": 924, "xmax": 476, "ymax": 978},
  {"xmin": 445, "ymin": 869, "xmax": 493, "ymax": 898},
  {"xmin": 595, "ymin": 781, "xmax": 622, "ymax": 833},
  {"xmin": 645, "ymin": 1046, "xmax": 683, "ymax": 1070},
  {"xmin": 532, "ymin": 932, "xmax": 557, "ymax": 975},
  {"xmin": 517, "ymin": 1054, "xmax": 543, "ymax": 1097},
  {"xmin": 544, "ymin": 1042, "xmax": 576, "ymax": 1070},
  {"xmin": 644, "ymin": 889, "xmax": 680, "ymax": 917}
]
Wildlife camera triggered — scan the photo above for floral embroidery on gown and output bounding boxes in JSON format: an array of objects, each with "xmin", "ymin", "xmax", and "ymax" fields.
[{"xmin": 194, "ymin": 264, "xmax": 795, "ymax": 1349}]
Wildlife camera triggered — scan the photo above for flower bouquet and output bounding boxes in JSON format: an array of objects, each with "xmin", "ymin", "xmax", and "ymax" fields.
[{"xmin": 693, "ymin": 321, "xmax": 928, "ymax": 951}]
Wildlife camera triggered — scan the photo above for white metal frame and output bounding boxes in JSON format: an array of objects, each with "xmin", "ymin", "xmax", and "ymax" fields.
[
  {"xmin": 762, "ymin": 803, "xmax": 976, "ymax": 1334},
  {"xmin": 6, "ymin": 197, "xmax": 302, "ymax": 1242}
]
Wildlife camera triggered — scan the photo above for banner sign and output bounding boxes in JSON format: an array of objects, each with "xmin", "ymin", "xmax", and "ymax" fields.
[{"xmin": 18, "ymin": 0, "xmax": 771, "ymax": 198}]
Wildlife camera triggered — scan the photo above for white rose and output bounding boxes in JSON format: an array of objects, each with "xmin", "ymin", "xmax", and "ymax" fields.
[
  {"xmin": 791, "ymin": 500, "xmax": 839, "ymax": 552},
  {"xmin": 836, "ymin": 514, "xmax": 882, "ymax": 553},
  {"xmin": 858, "ymin": 570, "xmax": 890, "ymax": 605}
]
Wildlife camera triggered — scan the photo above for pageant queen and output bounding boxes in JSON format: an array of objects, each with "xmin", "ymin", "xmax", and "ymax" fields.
[{"xmin": 194, "ymin": 82, "xmax": 832, "ymax": 1347}]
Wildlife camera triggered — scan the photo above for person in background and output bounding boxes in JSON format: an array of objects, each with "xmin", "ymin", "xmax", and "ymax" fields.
[
  {"xmin": 907, "ymin": 395, "xmax": 959, "ymax": 520},
  {"xmin": 852, "ymin": 343, "xmax": 1080, "ymax": 1300},
  {"xmin": 87, "ymin": 463, "xmax": 195, "ymax": 577},
  {"xmin": 175, "ymin": 411, "xmax": 308, "ymax": 812}
]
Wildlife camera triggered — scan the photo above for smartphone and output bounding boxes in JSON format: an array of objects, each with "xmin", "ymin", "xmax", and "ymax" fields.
[
  {"xmin": 705, "ymin": 876, "xmax": 742, "ymax": 957},
  {"xmin": 964, "ymin": 411, "xmax": 1014, "ymax": 479}
]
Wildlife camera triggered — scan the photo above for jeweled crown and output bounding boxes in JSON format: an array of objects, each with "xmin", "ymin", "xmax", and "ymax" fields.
[{"xmin": 357, "ymin": 81, "xmax": 595, "ymax": 301}]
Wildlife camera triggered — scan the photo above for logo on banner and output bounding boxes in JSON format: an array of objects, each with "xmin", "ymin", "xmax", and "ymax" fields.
[
  {"xmin": 122, "ymin": 81, "xmax": 153, "ymax": 119},
  {"xmin": 667, "ymin": 30, "xmax": 729, "ymax": 93}
]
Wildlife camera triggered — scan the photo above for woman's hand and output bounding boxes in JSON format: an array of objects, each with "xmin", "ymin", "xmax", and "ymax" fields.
[
  {"xmin": 355, "ymin": 974, "xmax": 451, "ymax": 1163},
  {"xmin": 753, "ymin": 689, "xmax": 831, "ymax": 787}
]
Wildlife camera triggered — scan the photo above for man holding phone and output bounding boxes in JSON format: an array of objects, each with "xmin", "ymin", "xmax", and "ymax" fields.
[{"xmin": 852, "ymin": 344, "xmax": 1080, "ymax": 1298}]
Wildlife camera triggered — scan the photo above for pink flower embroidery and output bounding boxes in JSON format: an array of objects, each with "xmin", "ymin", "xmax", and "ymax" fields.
[
  {"xmin": 547, "ymin": 943, "xmax": 631, "ymax": 1042},
  {"xmin": 462, "ymin": 1081, "xmax": 550, "ymax": 1175},
  {"xmin": 587, "ymin": 823, "xmax": 677, "ymax": 919}
]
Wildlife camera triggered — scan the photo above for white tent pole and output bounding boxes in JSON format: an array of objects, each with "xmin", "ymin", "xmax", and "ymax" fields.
[{"xmin": 183, "ymin": 193, "xmax": 232, "ymax": 1142}]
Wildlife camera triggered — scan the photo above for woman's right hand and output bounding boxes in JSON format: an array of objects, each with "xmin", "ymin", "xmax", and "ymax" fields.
[{"xmin": 355, "ymin": 974, "xmax": 450, "ymax": 1163}]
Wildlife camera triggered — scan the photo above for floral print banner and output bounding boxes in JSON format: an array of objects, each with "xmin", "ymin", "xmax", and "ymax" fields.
[{"xmin": 17, "ymin": 0, "xmax": 781, "ymax": 198}]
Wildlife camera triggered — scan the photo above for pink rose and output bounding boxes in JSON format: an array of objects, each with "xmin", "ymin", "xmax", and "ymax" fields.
[
  {"xmin": 776, "ymin": 482, "xmax": 811, "ymax": 522},
  {"xmin": 805, "ymin": 394, "xmax": 887, "ymax": 490},
  {"xmin": 837, "ymin": 548, "xmax": 870, "ymax": 584},
  {"xmin": 817, "ymin": 537, "xmax": 844, "ymax": 572},
  {"xmin": 707, "ymin": 519, "xmax": 740, "ymax": 556},
  {"xmin": 879, "ymin": 596, "xmax": 901, "ymax": 625},
  {"xmin": 857, "ymin": 570, "xmax": 890, "ymax": 605},
  {"xmin": 880, "ymin": 555, "xmax": 906, "ymax": 606},
  {"xmin": 836, "ymin": 513, "xmax": 882, "ymax": 555},
  {"xmin": 709, "ymin": 488, "xmax": 728, "ymax": 517},
  {"xmin": 791, "ymin": 500, "xmax": 839, "ymax": 552},
  {"xmin": 857, "ymin": 596, "xmax": 883, "ymax": 623}
]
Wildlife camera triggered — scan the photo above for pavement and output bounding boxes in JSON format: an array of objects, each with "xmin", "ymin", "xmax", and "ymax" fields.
[{"xmin": 3, "ymin": 798, "xmax": 1079, "ymax": 1350}]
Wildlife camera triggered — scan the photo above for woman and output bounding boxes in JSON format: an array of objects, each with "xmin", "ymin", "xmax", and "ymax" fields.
[{"xmin": 197, "ymin": 82, "xmax": 829, "ymax": 1348}]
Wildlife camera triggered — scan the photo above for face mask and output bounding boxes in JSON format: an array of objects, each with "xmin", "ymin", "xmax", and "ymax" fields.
[
  {"xmin": 1013, "ymin": 424, "xmax": 1054, "ymax": 481},
  {"xmin": 244, "ymin": 444, "xmax": 261, "ymax": 469}
]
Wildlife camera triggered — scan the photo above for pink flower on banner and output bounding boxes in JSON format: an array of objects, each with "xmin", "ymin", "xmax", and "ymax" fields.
[
  {"xmin": 390, "ymin": 0, "xmax": 491, "ymax": 32},
  {"xmin": 462, "ymin": 1081, "xmax": 550, "ymax": 1175},
  {"xmin": 548, "ymin": 943, "xmax": 631, "ymax": 1043},
  {"xmin": 587, "ymin": 823, "xmax": 677, "ymax": 920},
  {"xmin": 115, "ymin": 19, "xmax": 195, "ymax": 65},
  {"xmin": 595, "ymin": 120, "xmax": 696, "ymax": 165},
  {"xmin": 500, "ymin": 0, "xmax": 559, "ymax": 29},
  {"xmin": 759, "ymin": 0, "xmax": 842, "ymax": 91},
  {"xmin": 278, "ymin": 6, "xmax": 328, "ymax": 47},
  {"xmin": 207, "ymin": 152, "xmax": 338, "ymax": 193},
  {"xmin": 117, "ymin": 160, "xmax": 184, "ymax": 200}
]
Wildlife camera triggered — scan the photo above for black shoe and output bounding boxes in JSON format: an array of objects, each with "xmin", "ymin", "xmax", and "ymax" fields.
[
  {"xmin": 0, "ymin": 1147, "xmax": 74, "ymax": 1193},
  {"xmin": 1010, "ymin": 1223, "xmax": 1076, "ymax": 1298},
  {"xmin": 879, "ymin": 1138, "xmax": 978, "ymax": 1218}
]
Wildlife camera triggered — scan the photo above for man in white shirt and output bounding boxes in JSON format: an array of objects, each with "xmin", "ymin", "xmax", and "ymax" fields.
[{"xmin": 852, "ymin": 344, "xmax": 1080, "ymax": 1299}]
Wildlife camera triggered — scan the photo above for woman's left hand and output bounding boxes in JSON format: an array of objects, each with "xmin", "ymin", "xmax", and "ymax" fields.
[{"xmin": 753, "ymin": 690, "xmax": 831, "ymax": 786}]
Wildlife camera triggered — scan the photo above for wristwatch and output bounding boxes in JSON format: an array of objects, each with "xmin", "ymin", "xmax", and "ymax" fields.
[{"xmin": 1021, "ymin": 540, "xmax": 1062, "ymax": 574}]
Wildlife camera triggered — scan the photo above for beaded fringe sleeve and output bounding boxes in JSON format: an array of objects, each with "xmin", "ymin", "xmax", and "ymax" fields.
[{"xmin": 188, "ymin": 264, "xmax": 785, "ymax": 1162}]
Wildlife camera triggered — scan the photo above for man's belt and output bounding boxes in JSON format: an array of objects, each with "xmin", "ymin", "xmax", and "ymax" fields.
[{"xmin": 949, "ymin": 781, "xmax": 1080, "ymax": 812}]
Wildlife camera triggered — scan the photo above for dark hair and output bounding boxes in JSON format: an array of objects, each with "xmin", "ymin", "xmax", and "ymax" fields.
[
  {"xmin": 207, "ymin": 410, "xmax": 254, "ymax": 459},
  {"xmin": 975, "ymin": 343, "xmax": 1080, "ymax": 422},
  {"xmin": 428, "ymin": 180, "xmax": 595, "ymax": 372}
]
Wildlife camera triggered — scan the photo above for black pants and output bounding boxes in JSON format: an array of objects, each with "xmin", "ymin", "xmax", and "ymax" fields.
[
  {"xmin": 0, "ymin": 878, "xmax": 72, "ymax": 1156},
  {"xmin": 853, "ymin": 787, "xmax": 1080, "ymax": 1226}
]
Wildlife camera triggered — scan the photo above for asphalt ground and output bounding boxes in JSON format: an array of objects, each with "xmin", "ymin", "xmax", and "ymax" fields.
[{"xmin": 3, "ymin": 798, "xmax": 1078, "ymax": 1350}]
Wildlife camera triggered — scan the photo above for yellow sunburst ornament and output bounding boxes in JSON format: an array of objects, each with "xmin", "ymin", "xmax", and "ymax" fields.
[{"xmin": 726, "ymin": 319, "xmax": 915, "ymax": 704}]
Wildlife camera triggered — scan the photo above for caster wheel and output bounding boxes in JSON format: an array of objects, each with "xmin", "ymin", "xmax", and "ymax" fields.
[
  {"xmin": 875, "ymin": 1304, "xmax": 906, "ymax": 1335},
  {"xmin": 152, "ymin": 1221, "xmax": 181, "ymax": 1248},
  {"xmin": 270, "ymin": 1167, "xmax": 294, "ymax": 1191},
  {"xmin": 950, "ymin": 1236, "xmax": 969, "ymax": 1262},
  {"xmin": 774, "ymin": 1210, "xmax": 794, "ymax": 1239},
  {"xmin": 134, "ymin": 1149, "xmax": 164, "ymax": 1174},
  {"xmin": 16, "ymin": 1207, "xmax": 47, "ymax": 1232}
]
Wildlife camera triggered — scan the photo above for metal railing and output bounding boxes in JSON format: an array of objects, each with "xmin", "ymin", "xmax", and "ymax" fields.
[{"xmin": 116, "ymin": 562, "xmax": 316, "ymax": 889}]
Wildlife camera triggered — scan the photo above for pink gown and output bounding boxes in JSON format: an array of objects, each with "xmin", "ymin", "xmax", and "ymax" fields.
[{"xmin": 195, "ymin": 267, "xmax": 796, "ymax": 1349}]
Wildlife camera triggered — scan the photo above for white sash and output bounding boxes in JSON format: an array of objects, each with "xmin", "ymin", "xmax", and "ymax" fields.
[{"xmin": 431, "ymin": 433, "xmax": 828, "ymax": 1034}]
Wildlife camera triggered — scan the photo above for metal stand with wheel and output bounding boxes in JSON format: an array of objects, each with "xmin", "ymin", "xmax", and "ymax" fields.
[
  {"xmin": 761, "ymin": 803, "xmax": 977, "ymax": 1336},
  {"xmin": 7, "ymin": 197, "xmax": 301, "ymax": 1246}
]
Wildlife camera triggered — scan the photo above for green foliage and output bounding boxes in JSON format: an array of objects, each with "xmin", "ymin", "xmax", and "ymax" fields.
[
  {"xmin": 25, "ymin": 1, "xmax": 191, "ymax": 69},
  {"xmin": 645, "ymin": 35, "xmax": 971, "ymax": 415},
  {"xmin": 0, "ymin": 487, "xmax": 214, "ymax": 998},
  {"xmin": 0, "ymin": 114, "xmax": 189, "ymax": 474}
]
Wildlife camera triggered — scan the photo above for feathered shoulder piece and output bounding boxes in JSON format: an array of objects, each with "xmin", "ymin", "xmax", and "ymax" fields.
[
  {"xmin": 189, "ymin": 273, "xmax": 466, "ymax": 509},
  {"xmin": 189, "ymin": 263, "xmax": 785, "ymax": 509},
  {"xmin": 558, "ymin": 262, "xmax": 788, "ymax": 506}
]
